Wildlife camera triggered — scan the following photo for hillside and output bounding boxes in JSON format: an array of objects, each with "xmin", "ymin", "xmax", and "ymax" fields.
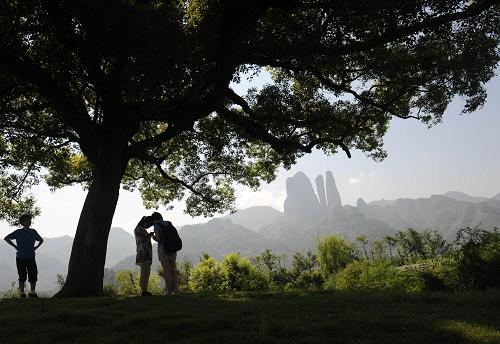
[
  {"xmin": 443, "ymin": 191, "xmax": 490, "ymax": 204},
  {"xmin": 112, "ymin": 218, "xmax": 288, "ymax": 271},
  {"xmin": 224, "ymin": 206, "xmax": 284, "ymax": 232},
  {"xmin": 259, "ymin": 172, "xmax": 500, "ymax": 249},
  {"xmin": 356, "ymin": 195, "xmax": 500, "ymax": 239}
]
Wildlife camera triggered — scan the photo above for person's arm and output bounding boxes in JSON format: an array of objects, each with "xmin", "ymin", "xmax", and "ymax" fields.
[
  {"xmin": 4, "ymin": 234, "xmax": 19, "ymax": 251},
  {"xmin": 34, "ymin": 230, "xmax": 44, "ymax": 250},
  {"xmin": 34, "ymin": 238, "xmax": 44, "ymax": 250},
  {"xmin": 152, "ymin": 228, "xmax": 160, "ymax": 242}
]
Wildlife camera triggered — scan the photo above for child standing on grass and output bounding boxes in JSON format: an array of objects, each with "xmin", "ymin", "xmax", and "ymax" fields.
[{"xmin": 4, "ymin": 214, "xmax": 44, "ymax": 298}]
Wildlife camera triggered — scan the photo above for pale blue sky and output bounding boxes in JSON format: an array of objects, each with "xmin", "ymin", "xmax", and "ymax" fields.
[{"xmin": 1, "ymin": 71, "xmax": 499, "ymax": 238}]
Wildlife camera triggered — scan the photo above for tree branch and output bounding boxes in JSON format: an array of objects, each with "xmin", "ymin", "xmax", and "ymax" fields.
[
  {"xmin": 153, "ymin": 163, "xmax": 224, "ymax": 208},
  {"xmin": 310, "ymin": 70, "xmax": 421, "ymax": 120},
  {"xmin": 0, "ymin": 45, "xmax": 95, "ymax": 141},
  {"xmin": 245, "ymin": 0, "xmax": 498, "ymax": 62},
  {"xmin": 217, "ymin": 105, "xmax": 351, "ymax": 158},
  {"xmin": 6, "ymin": 140, "xmax": 73, "ymax": 199}
]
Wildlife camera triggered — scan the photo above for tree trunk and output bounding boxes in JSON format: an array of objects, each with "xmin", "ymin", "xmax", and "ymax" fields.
[{"xmin": 55, "ymin": 145, "xmax": 127, "ymax": 297}]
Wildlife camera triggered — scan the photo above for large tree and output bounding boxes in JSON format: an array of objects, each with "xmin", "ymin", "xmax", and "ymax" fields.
[{"xmin": 1, "ymin": 0, "xmax": 498, "ymax": 297}]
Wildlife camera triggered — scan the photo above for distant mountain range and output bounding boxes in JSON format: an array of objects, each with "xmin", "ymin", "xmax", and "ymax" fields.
[
  {"xmin": 2, "ymin": 171, "xmax": 499, "ymax": 292},
  {"xmin": 112, "ymin": 173, "xmax": 500, "ymax": 273}
]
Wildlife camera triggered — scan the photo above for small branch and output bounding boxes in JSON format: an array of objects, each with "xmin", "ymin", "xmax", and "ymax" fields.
[
  {"xmin": 246, "ymin": 0, "xmax": 498, "ymax": 59},
  {"xmin": 189, "ymin": 171, "xmax": 230, "ymax": 188},
  {"xmin": 0, "ymin": 44, "xmax": 94, "ymax": 140},
  {"xmin": 310, "ymin": 69, "xmax": 421, "ymax": 120},
  {"xmin": 6, "ymin": 140, "xmax": 73, "ymax": 199},
  {"xmin": 154, "ymin": 164, "xmax": 222, "ymax": 208},
  {"xmin": 127, "ymin": 124, "xmax": 184, "ymax": 159},
  {"xmin": 218, "ymin": 106, "xmax": 351, "ymax": 158},
  {"xmin": 217, "ymin": 106, "xmax": 290, "ymax": 154}
]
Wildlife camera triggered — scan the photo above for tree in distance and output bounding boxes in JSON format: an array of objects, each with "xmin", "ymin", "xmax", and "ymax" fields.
[{"xmin": 0, "ymin": 1, "xmax": 498, "ymax": 297}]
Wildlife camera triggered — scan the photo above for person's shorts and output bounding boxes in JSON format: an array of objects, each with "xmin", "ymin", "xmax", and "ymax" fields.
[
  {"xmin": 16, "ymin": 258, "xmax": 38, "ymax": 283},
  {"xmin": 158, "ymin": 245, "xmax": 177, "ymax": 262}
]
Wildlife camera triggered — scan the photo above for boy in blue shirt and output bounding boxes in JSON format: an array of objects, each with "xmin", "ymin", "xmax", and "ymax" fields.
[{"xmin": 4, "ymin": 214, "xmax": 44, "ymax": 298}]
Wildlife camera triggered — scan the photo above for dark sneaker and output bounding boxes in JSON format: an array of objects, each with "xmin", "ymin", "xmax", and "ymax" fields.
[
  {"xmin": 19, "ymin": 293, "xmax": 26, "ymax": 298},
  {"xmin": 141, "ymin": 291, "xmax": 152, "ymax": 296},
  {"xmin": 28, "ymin": 293, "xmax": 38, "ymax": 298}
]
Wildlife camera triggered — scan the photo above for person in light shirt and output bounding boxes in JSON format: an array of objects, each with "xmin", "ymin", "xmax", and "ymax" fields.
[{"xmin": 134, "ymin": 216, "xmax": 155, "ymax": 296}]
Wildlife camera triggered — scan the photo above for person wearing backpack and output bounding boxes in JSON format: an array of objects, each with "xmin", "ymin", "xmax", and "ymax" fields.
[{"xmin": 151, "ymin": 211, "xmax": 181, "ymax": 294}]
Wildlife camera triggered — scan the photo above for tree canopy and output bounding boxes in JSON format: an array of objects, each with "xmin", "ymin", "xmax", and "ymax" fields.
[{"xmin": 1, "ymin": 0, "xmax": 498, "ymax": 296}]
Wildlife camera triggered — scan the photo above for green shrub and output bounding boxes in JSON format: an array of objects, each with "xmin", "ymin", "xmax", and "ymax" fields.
[
  {"xmin": 327, "ymin": 260, "xmax": 450, "ymax": 293},
  {"xmin": 328, "ymin": 260, "xmax": 400, "ymax": 291},
  {"xmin": 189, "ymin": 255, "xmax": 225, "ymax": 292},
  {"xmin": 103, "ymin": 284, "xmax": 118, "ymax": 297},
  {"xmin": 423, "ymin": 257, "xmax": 460, "ymax": 291},
  {"xmin": 454, "ymin": 227, "xmax": 500, "ymax": 290},
  {"xmin": 285, "ymin": 271, "xmax": 324, "ymax": 290},
  {"xmin": 393, "ymin": 258, "xmax": 458, "ymax": 293},
  {"xmin": 1, "ymin": 282, "xmax": 19, "ymax": 298},
  {"xmin": 393, "ymin": 266, "xmax": 428, "ymax": 293},
  {"xmin": 270, "ymin": 267, "xmax": 293, "ymax": 289},
  {"xmin": 252, "ymin": 249, "xmax": 291, "ymax": 288},
  {"xmin": 115, "ymin": 269, "xmax": 140, "ymax": 295},
  {"xmin": 221, "ymin": 253, "xmax": 269, "ymax": 291},
  {"xmin": 189, "ymin": 253, "xmax": 270, "ymax": 292},
  {"xmin": 114, "ymin": 268, "xmax": 162, "ymax": 295},
  {"xmin": 177, "ymin": 259, "xmax": 194, "ymax": 292},
  {"xmin": 317, "ymin": 235, "xmax": 355, "ymax": 277}
]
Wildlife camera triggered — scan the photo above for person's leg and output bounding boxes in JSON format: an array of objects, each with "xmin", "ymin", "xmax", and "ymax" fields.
[
  {"xmin": 16, "ymin": 259, "xmax": 27, "ymax": 296},
  {"xmin": 160, "ymin": 259, "xmax": 173, "ymax": 293},
  {"xmin": 139, "ymin": 263, "xmax": 151, "ymax": 294},
  {"xmin": 168, "ymin": 256, "xmax": 178, "ymax": 292},
  {"xmin": 19, "ymin": 281, "xmax": 25, "ymax": 295},
  {"xmin": 27, "ymin": 259, "xmax": 38, "ymax": 296}
]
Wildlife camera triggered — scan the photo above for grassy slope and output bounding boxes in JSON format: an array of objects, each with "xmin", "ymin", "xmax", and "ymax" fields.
[{"xmin": 1, "ymin": 291, "xmax": 499, "ymax": 344}]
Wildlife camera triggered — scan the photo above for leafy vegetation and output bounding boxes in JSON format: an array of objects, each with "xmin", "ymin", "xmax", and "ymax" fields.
[{"xmin": 74, "ymin": 226, "xmax": 499, "ymax": 297}]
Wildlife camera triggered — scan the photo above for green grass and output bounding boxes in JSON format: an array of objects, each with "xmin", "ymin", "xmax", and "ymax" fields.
[{"xmin": 1, "ymin": 290, "xmax": 499, "ymax": 344}]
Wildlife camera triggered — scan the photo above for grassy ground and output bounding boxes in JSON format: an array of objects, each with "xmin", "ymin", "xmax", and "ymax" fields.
[{"xmin": 1, "ymin": 290, "xmax": 499, "ymax": 344}]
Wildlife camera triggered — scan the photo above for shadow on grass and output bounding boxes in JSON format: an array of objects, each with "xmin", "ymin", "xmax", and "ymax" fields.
[{"xmin": 0, "ymin": 290, "xmax": 499, "ymax": 343}]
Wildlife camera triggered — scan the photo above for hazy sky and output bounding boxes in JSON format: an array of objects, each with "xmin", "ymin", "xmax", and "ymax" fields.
[{"xmin": 2, "ymin": 70, "xmax": 499, "ymax": 238}]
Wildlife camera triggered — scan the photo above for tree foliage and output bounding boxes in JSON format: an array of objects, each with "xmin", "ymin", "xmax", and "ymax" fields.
[
  {"xmin": 1, "ymin": 0, "xmax": 498, "ymax": 219},
  {"xmin": 453, "ymin": 227, "xmax": 500, "ymax": 289},
  {"xmin": 317, "ymin": 235, "xmax": 355, "ymax": 275}
]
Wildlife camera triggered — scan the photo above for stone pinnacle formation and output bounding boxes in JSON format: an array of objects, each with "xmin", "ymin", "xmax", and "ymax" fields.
[
  {"xmin": 284, "ymin": 172, "xmax": 322, "ymax": 219},
  {"xmin": 315, "ymin": 175, "xmax": 327, "ymax": 208},
  {"xmin": 326, "ymin": 170, "xmax": 342, "ymax": 209}
]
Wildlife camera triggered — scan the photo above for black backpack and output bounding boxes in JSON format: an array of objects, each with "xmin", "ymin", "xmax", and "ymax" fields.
[{"xmin": 159, "ymin": 221, "xmax": 182, "ymax": 252}]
